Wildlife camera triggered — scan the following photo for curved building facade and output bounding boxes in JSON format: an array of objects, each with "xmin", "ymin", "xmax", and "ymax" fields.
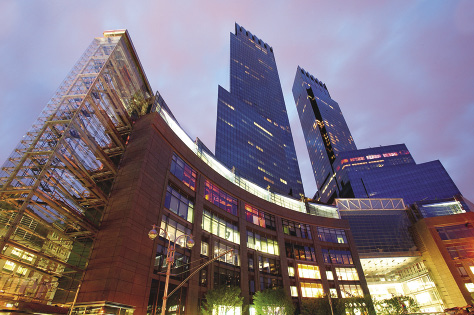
[{"xmin": 74, "ymin": 106, "xmax": 370, "ymax": 314}]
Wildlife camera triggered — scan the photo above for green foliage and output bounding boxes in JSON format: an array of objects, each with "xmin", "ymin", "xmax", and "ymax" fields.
[
  {"xmin": 253, "ymin": 287, "xmax": 295, "ymax": 315},
  {"xmin": 301, "ymin": 296, "xmax": 375, "ymax": 315},
  {"xmin": 201, "ymin": 286, "xmax": 244, "ymax": 315},
  {"xmin": 374, "ymin": 295, "xmax": 420, "ymax": 315},
  {"xmin": 301, "ymin": 297, "xmax": 340, "ymax": 315}
]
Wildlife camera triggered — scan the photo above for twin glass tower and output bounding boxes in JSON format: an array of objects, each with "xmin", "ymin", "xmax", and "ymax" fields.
[
  {"xmin": 215, "ymin": 24, "xmax": 304, "ymax": 197},
  {"xmin": 216, "ymin": 23, "xmax": 461, "ymax": 206}
]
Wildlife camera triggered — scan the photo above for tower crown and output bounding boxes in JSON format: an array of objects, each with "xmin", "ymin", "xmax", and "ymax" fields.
[
  {"xmin": 235, "ymin": 23, "xmax": 273, "ymax": 54},
  {"xmin": 298, "ymin": 66, "xmax": 329, "ymax": 93}
]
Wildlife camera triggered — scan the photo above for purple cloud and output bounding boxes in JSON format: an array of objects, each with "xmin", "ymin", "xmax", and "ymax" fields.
[{"xmin": 0, "ymin": 0, "xmax": 472, "ymax": 202}]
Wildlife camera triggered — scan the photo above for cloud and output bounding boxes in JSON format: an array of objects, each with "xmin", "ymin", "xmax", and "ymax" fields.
[{"xmin": 0, "ymin": 0, "xmax": 472, "ymax": 201}]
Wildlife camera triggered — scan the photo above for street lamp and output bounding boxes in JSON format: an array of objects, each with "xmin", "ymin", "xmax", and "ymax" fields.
[{"xmin": 148, "ymin": 224, "xmax": 194, "ymax": 315}]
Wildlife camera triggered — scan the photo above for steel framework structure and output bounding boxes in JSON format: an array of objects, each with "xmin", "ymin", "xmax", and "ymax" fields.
[{"xmin": 0, "ymin": 30, "xmax": 153, "ymax": 307}]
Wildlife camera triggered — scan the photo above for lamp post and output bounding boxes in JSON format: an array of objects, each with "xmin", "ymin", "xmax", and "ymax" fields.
[{"xmin": 148, "ymin": 224, "xmax": 195, "ymax": 315}]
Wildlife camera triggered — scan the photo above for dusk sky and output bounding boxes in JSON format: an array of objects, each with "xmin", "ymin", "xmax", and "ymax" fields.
[{"xmin": 1, "ymin": 0, "xmax": 473, "ymax": 202}]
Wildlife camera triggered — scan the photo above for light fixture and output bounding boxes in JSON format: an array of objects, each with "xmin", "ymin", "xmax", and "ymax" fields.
[{"xmin": 148, "ymin": 224, "xmax": 158, "ymax": 240}]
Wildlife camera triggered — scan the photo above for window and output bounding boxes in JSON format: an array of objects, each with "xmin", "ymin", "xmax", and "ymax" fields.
[
  {"xmin": 250, "ymin": 280, "xmax": 255, "ymax": 294},
  {"xmin": 214, "ymin": 266, "xmax": 240, "ymax": 286},
  {"xmin": 249, "ymin": 256, "xmax": 254, "ymax": 270},
  {"xmin": 285, "ymin": 243, "xmax": 316, "ymax": 262},
  {"xmin": 260, "ymin": 277, "xmax": 282, "ymax": 290},
  {"xmin": 446, "ymin": 243, "xmax": 474, "ymax": 260},
  {"xmin": 201, "ymin": 241, "xmax": 209, "ymax": 256},
  {"xmin": 259, "ymin": 256, "xmax": 280, "ymax": 275},
  {"xmin": 300, "ymin": 282, "xmax": 324, "ymax": 298},
  {"xmin": 340, "ymin": 284, "xmax": 363, "ymax": 297},
  {"xmin": 322, "ymin": 249, "xmax": 353, "ymax": 265},
  {"xmin": 245, "ymin": 204, "xmax": 276, "ymax": 230},
  {"xmin": 282, "ymin": 219, "xmax": 312, "ymax": 239},
  {"xmin": 317, "ymin": 227, "xmax": 347, "ymax": 244},
  {"xmin": 326, "ymin": 270, "xmax": 334, "ymax": 280},
  {"xmin": 164, "ymin": 185, "xmax": 194, "ymax": 222},
  {"xmin": 247, "ymin": 231, "xmax": 279, "ymax": 255},
  {"xmin": 200, "ymin": 268, "xmax": 208, "ymax": 287},
  {"xmin": 290, "ymin": 286, "xmax": 298, "ymax": 297},
  {"xmin": 154, "ymin": 244, "xmax": 190, "ymax": 280},
  {"xmin": 297, "ymin": 264, "xmax": 321, "ymax": 279},
  {"xmin": 160, "ymin": 215, "xmax": 192, "ymax": 246},
  {"xmin": 214, "ymin": 241, "xmax": 240, "ymax": 266},
  {"xmin": 288, "ymin": 266, "xmax": 295, "ymax": 277},
  {"xmin": 16, "ymin": 265, "xmax": 28, "ymax": 276},
  {"xmin": 170, "ymin": 153, "xmax": 196, "ymax": 190},
  {"xmin": 335, "ymin": 268, "xmax": 359, "ymax": 281},
  {"xmin": 202, "ymin": 210, "xmax": 240, "ymax": 244},
  {"xmin": 3, "ymin": 261, "xmax": 15, "ymax": 272},
  {"xmin": 437, "ymin": 224, "xmax": 474, "ymax": 240},
  {"xmin": 205, "ymin": 180, "xmax": 238, "ymax": 216}
]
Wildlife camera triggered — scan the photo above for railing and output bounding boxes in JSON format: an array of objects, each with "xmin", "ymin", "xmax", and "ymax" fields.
[{"xmin": 153, "ymin": 93, "xmax": 339, "ymax": 218}]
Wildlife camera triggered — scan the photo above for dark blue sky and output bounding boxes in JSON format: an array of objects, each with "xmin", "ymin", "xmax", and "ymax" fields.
[{"xmin": 0, "ymin": 0, "xmax": 473, "ymax": 201}]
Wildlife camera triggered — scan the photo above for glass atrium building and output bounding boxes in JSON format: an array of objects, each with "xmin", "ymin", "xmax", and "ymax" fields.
[{"xmin": 216, "ymin": 24, "xmax": 304, "ymax": 197}]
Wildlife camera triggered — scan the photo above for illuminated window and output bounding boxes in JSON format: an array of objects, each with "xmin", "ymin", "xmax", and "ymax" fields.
[
  {"xmin": 11, "ymin": 248, "xmax": 23, "ymax": 257},
  {"xmin": 326, "ymin": 270, "xmax": 334, "ymax": 280},
  {"xmin": 288, "ymin": 266, "xmax": 295, "ymax": 277},
  {"xmin": 247, "ymin": 231, "xmax": 279, "ymax": 255},
  {"xmin": 466, "ymin": 283, "xmax": 474, "ymax": 293},
  {"xmin": 259, "ymin": 256, "xmax": 280, "ymax": 275},
  {"xmin": 322, "ymin": 249, "xmax": 353, "ymax": 265},
  {"xmin": 202, "ymin": 210, "xmax": 240, "ymax": 244},
  {"xmin": 160, "ymin": 215, "xmax": 192, "ymax": 246},
  {"xmin": 383, "ymin": 152, "xmax": 398, "ymax": 157},
  {"xmin": 3, "ymin": 261, "xmax": 16, "ymax": 272},
  {"xmin": 285, "ymin": 243, "xmax": 317, "ymax": 261},
  {"xmin": 170, "ymin": 153, "xmax": 196, "ymax": 191},
  {"xmin": 164, "ymin": 186, "xmax": 194, "ymax": 222},
  {"xmin": 245, "ymin": 204, "xmax": 275, "ymax": 230},
  {"xmin": 290, "ymin": 286, "xmax": 298, "ymax": 297},
  {"xmin": 335, "ymin": 268, "xmax": 359, "ymax": 281},
  {"xmin": 330, "ymin": 288, "xmax": 338, "ymax": 298},
  {"xmin": 214, "ymin": 241, "xmax": 239, "ymax": 266},
  {"xmin": 301, "ymin": 282, "xmax": 324, "ymax": 298},
  {"xmin": 201, "ymin": 241, "xmax": 209, "ymax": 256},
  {"xmin": 280, "ymin": 178, "xmax": 287, "ymax": 184},
  {"xmin": 204, "ymin": 180, "xmax": 238, "ymax": 216},
  {"xmin": 317, "ymin": 227, "xmax": 347, "ymax": 243},
  {"xmin": 297, "ymin": 264, "xmax": 321, "ymax": 279},
  {"xmin": 366, "ymin": 154, "xmax": 381, "ymax": 160},
  {"xmin": 339, "ymin": 284, "xmax": 363, "ymax": 297},
  {"xmin": 16, "ymin": 265, "xmax": 28, "ymax": 276},
  {"xmin": 254, "ymin": 122, "xmax": 273, "ymax": 136}
]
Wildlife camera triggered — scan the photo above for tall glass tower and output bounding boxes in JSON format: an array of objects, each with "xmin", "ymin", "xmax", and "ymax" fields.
[
  {"xmin": 292, "ymin": 66, "xmax": 356, "ymax": 202},
  {"xmin": 215, "ymin": 24, "xmax": 304, "ymax": 197}
]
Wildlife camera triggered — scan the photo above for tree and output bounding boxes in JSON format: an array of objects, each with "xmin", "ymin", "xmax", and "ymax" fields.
[
  {"xmin": 253, "ymin": 287, "xmax": 295, "ymax": 315},
  {"xmin": 301, "ymin": 296, "xmax": 375, "ymax": 315},
  {"xmin": 374, "ymin": 295, "xmax": 420, "ymax": 315},
  {"xmin": 301, "ymin": 297, "xmax": 342, "ymax": 315},
  {"xmin": 201, "ymin": 286, "xmax": 244, "ymax": 315}
]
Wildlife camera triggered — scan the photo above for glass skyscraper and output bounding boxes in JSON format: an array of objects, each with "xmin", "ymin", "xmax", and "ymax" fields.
[
  {"xmin": 293, "ymin": 66, "xmax": 464, "ymax": 206},
  {"xmin": 292, "ymin": 67, "xmax": 356, "ymax": 202},
  {"xmin": 215, "ymin": 24, "xmax": 304, "ymax": 197}
]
